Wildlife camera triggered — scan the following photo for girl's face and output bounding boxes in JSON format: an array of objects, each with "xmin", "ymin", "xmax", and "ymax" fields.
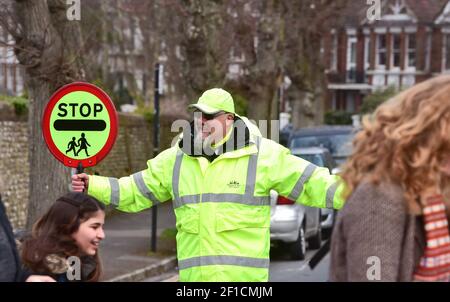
[{"xmin": 72, "ymin": 210, "xmax": 105, "ymax": 256}]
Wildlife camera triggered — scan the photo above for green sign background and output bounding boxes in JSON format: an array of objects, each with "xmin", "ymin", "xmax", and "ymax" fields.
[{"xmin": 49, "ymin": 91, "xmax": 111, "ymax": 160}]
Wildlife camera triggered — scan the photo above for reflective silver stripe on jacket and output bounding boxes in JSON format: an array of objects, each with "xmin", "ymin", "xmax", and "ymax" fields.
[
  {"xmin": 173, "ymin": 194, "xmax": 201, "ymax": 209},
  {"xmin": 172, "ymin": 149, "xmax": 184, "ymax": 203},
  {"xmin": 202, "ymin": 193, "xmax": 270, "ymax": 206},
  {"xmin": 173, "ymin": 194, "xmax": 270, "ymax": 208},
  {"xmin": 287, "ymin": 163, "xmax": 317, "ymax": 201},
  {"xmin": 178, "ymin": 255, "xmax": 270, "ymax": 270},
  {"xmin": 244, "ymin": 136, "xmax": 260, "ymax": 198},
  {"xmin": 172, "ymin": 138, "xmax": 268, "ymax": 209},
  {"xmin": 108, "ymin": 177, "xmax": 120, "ymax": 207},
  {"xmin": 326, "ymin": 182, "xmax": 338, "ymax": 209},
  {"xmin": 132, "ymin": 171, "xmax": 161, "ymax": 206}
]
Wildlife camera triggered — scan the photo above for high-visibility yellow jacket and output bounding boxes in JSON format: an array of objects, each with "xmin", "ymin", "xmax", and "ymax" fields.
[{"xmin": 87, "ymin": 118, "xmax": 344, "ymax": 282}]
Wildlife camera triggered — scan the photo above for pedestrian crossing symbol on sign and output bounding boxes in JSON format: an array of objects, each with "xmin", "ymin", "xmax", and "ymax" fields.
[
  {"xmin": 42, "ymin": 82, "xmax": 118, "ymax": 168},
  {"xmin": 65, "ymin": 133, "xmax": 91, "ymax": 157}
]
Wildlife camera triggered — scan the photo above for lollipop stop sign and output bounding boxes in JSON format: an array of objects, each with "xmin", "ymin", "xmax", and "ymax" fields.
[{"xmin": 42, "ymin": 82, "xmax": 118, "ymax": 173}]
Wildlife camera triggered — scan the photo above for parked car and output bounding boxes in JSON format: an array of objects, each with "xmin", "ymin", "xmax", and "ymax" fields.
[
  {"xmin": 288, "ymin": 126, "xmax": 356, "ymax": 239},
  {"xmin": 270, "ymin": 147, "xmax": 335, "ymax": 260},
  {"xmin": 288, "ymin": 126, "xmax": 356, "ymax": 166},
  {"xmin": 279, "ymin": 123, "xmax": 293, "ymax": 147},
  {"xmin": 292, "ymin": 147, "xmax": 337, "ymax": 239}
]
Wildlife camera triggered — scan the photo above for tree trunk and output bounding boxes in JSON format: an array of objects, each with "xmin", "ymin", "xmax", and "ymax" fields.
[
  {"xmin": 238, "ymin": 0, "xmax": 283, "ymax": 131},
  {"xmin": 27, "ymin": 78, "xmax": 71, "ymax": 228},
  {"xmin": 12, "ymin": 0, "xmax": 85, "ymax": 229},
  {"xmin": 282, "ymin": 0, "xmax": 345, "ymax": 131},
  {"xmin": 181, "ymin": 0, "xmax": 228, "ymax": 102},
  {"xmin": 290, "ymin": 78, "xmax": 325, "ymax": 129},
  {"xmin": 245, "ymin": 76, "xmax": 279, "ymax": 136}
]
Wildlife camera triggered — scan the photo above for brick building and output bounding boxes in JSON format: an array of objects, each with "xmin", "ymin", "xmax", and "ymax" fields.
[{"xmin": 324, "ymin": 0, "xmax": 450, "ymax": 113}]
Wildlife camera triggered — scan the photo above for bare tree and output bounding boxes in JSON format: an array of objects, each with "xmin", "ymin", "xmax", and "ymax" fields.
[
  {"xmin": 133, "ymin": 0, "xmax": 235, "ymax": 111},
  {"xmin": 233, "ymin": 0, "xmax": 285, "ymax": 125},
  {"xmin": 228, "ymin": 0, "xmax": 346, "ymax": 128},
  {"xmin": 1, "ymin": 0, "xmax": 85, "ymax": 228},
  {"xmin": 173, "ymin": 0, "xmax": 233, "ymax": 103},
  {"xmin": 283, "ymin": 0, "xmax": 346, "ymax": 128}
]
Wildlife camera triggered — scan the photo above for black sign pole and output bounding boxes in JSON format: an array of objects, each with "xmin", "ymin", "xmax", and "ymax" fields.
[
  {"xmin": 76, "ymin": 162, "xmax": 85, "ymax": 193},
  {"xmin": 77, "ymin": 162, "xmax": 84, "ymax": 174},
  {"xmin": 151, "ymin": 63, "xmax": 160, "ymax": 252}
]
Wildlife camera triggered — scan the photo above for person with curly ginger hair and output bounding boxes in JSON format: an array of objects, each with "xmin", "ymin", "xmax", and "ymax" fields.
[{"xmin": 330, "ymin": 75, "xmax": 450, "ymax": 282}]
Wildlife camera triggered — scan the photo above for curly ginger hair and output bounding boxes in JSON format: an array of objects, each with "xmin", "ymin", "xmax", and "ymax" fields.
[{"xmin": 341, "ymin": 75, "xmax": 450, "ymax": 214}]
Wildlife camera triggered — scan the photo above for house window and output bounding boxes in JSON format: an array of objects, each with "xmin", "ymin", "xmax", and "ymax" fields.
[
  {"xmin": 406, "ymin": 34, "xmax": 416, "ymax": 68},
  {"xmin": 331, "ymin": 92, "xmax": 337, "ymax": 110},
  {"xmin": 377, "ymin": 34, "xmax": 387, "ymax": 68},
  {"xmin": 425, "ymin": 33, "xmax": 431, "ymax": 71},
  {"xmin": 346, "ymin": 93, "xmax": 355, "ymax": 113},
  {"xmin": 7, "ymin": 65, "xmax": 14, "ymax": 92},
  {"xmin": 330, "ymin": 34, "xmax": 337, "ymax": 70},
  {"xmin": 17, "ymin": 67, "xmax": 24, "ymax": 93},
  {"xmin": 391, "ymin": 34, "xmax": 401, "ymax": 68},
  {"xmin": 347, "ymin": 36, "xmax": 357, "ymax": 81},
  {"xmin": 445, "ymin": 34, "xmax": 450, "ymax": 70},
  {"xmin": 0, "ymin": 63, "xmax": 4, "ymax": 90},
  {"xmin": 364, "ymin": 36, "xmax": 371, "ymax": 70}
]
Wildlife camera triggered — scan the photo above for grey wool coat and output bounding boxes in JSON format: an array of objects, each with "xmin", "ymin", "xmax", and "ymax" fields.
[{"xmin": 329, "ymin": 182, "xmax": 426, "ymax": 282}]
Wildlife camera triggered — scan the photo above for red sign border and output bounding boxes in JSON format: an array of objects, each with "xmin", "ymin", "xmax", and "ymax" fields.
[{"xmin": 42, "ymin": 82, "xmax": 119, "ymax": 168}]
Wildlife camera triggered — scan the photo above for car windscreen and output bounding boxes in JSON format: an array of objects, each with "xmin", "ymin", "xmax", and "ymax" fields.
[
  {"xmin": 295, "ymin": 154, "xmax": 325, "ymax": 167},
  {"xmin": 290, "ymin": 134, "xmax": 353, "ymax": 159}
]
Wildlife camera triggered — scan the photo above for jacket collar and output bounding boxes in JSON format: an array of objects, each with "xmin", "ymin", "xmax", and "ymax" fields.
[{"xmin": 178, "ymin": 116, "xmax": 261, "ymax": 159}]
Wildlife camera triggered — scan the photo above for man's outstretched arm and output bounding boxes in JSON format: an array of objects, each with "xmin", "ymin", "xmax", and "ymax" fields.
[
  {"xmin": 71, "ymin": 149, "xmax": 174, "ymax": 212},
  {"xmin": 268, "ymin": 142, "xmax": 344, "ymax": 210}
]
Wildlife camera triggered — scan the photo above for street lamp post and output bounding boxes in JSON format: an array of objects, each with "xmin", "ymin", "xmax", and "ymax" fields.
[{"xmin": 151, "ymin": 63, "xmax": 162, "ymax": 252}]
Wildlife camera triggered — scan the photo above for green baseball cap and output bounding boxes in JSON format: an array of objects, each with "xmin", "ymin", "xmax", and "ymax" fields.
[{"xmin": 188, "ymin": 88, "xmax": 235, "ymax": 115}]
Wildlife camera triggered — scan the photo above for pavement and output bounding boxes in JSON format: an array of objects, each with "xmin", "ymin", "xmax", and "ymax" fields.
[{"xmin": 99, "ymin": 202, "xmax": 178, "ymax": 282}]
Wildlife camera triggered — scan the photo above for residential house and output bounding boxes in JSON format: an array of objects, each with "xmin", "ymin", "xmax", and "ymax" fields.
[
  {"xmin": 324, "ymin": 0, "xmax": 450, "ymax": 113},
  {"xmin": 0, "ymin": 27, "xmax": 24, "ymax": 96}
]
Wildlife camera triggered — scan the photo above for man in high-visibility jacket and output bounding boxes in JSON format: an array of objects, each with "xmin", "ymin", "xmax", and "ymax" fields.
[{"xmin": 72, "ymin": 88, "xmax": 344, "ymax": 282}]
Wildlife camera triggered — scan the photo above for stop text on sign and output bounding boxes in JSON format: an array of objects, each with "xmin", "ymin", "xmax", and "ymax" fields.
[
  {"xmin": 57, "ymin": 103, "xmax": 104, "ymax": 117},
  {"xmin": 54, "ymin": 102, "xmax": 107, "ymax": 132}
]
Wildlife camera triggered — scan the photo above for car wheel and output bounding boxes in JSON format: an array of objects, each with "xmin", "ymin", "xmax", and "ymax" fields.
[
  {"xmin": 288, "ymin": 223, "xmax": 306, "ymax": 260},
  {"xmin": 308, "ymin": 221, "xmax": 322, "ymax": 250}
]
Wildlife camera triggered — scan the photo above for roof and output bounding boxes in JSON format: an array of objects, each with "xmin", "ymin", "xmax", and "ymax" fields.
[
  {"xmin": 407, "ymin": 0, "xmax": 448, "ymax": 22},
  {"xmin": 336, "ymin": 0, "xmax": 449, "ymax": 27},
  {"xmin": 336, "ymin": 1, "xmax": 368, "ymax": 27}
]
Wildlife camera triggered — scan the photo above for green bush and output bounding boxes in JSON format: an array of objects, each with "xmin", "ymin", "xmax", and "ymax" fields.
[
  {"xmin": 0, "ymin": 94, "xmax": 28, "ymax": 115},
  {"xmin": 324, "ymin": 110, "xmax": 353, "ymax": 125},
  {"xmin": 13, "ymin": 99, "xmax": 28, "ymax": 115},
  {"xmin": 361, "ymin": 86, "xmax": 397, "ymax": 114},
  {"xmin": 20, "ymin": 89, "xmax": 29, "ymax": 100},
  {"xmin": 142, "ymin": 110, "xmax": 154, "ymax": 124},
  {"xmin": 135, "ymin": 106, "xmax": 154, "ymax": 124}
]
